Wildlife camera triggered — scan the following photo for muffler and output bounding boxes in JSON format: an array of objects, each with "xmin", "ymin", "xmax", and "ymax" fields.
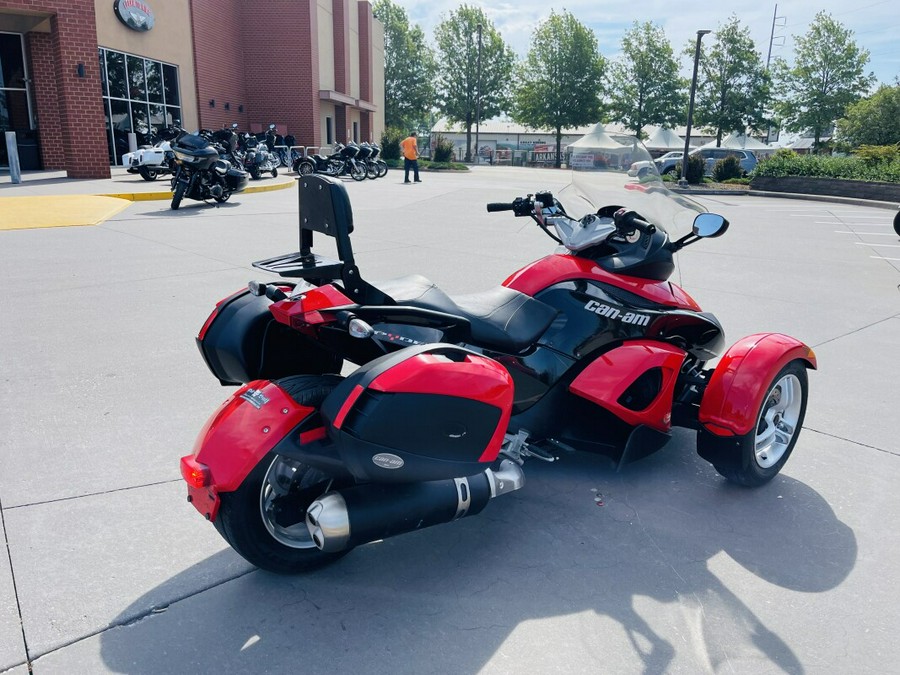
[{"xmin": 306, "ymin": 459, "xmax": 525, "ymax": 552}]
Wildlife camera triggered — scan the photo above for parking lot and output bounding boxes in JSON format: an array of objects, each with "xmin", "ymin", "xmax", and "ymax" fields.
[{"xmin": 1, "ymin": 167, "xmax": 898, "ymax": 673}]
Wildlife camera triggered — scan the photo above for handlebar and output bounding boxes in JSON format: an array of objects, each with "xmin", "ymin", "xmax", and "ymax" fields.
[
  {"xmin": 486, "ymin": 202, "xmax": 516, "ymax": 212},
  {"xmin": 614, "ymin": 208, "xmax": 656, "ymax": 235}
]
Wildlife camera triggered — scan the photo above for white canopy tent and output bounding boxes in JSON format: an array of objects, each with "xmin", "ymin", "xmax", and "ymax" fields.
[
  {"xmin": 567, "ymin": 123, "xmax": 630, "ymax": 169},
  {"xmin": 700, "ymin": 133, "xmax": 774, "ymax": 153},
  {"xmin": 644, "ymin": 126, "xmax": 687, "ymax": 151}
]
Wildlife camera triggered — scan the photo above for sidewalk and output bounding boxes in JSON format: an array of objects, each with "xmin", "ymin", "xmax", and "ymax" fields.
[{"xmin": 0, "ymin": 167, "xmax": 295, "ymax": 229}]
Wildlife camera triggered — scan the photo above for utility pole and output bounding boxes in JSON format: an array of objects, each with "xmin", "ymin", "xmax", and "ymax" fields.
[
  {"xmin": 765, "ymin": 4, "xmax": 786, "ymax": 143},
  {"xmin": 680, "ymin": 29, "xmax": 711, "ymax": 187},
  {"xmin": 475, "ymin": 22, "xmax": 483, "ymax": 165}
]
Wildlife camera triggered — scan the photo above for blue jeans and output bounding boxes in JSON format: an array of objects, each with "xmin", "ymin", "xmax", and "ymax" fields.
[{"xmin": 404, "ymin": 158, "xmax": 420, "ymax": 182}]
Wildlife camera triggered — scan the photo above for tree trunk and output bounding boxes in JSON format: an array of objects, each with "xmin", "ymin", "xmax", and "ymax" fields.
[
  {"xmin": 716, "ymin": 128, "xmax": 723, "ymax": 147},
  {"xmin": 555, "ymin": 126, "xmax": 562, "ymax": 169},
  {"xmin": 813, "ymin": 128, "xmax": 822, "ymax": 155}
]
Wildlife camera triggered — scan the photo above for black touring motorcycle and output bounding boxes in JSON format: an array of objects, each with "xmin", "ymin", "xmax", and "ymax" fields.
[{"xmin": 181, "ymin": 134, "xmax": 816, "ymax": 573}]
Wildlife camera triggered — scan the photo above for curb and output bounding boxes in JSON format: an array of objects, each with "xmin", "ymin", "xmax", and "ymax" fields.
[
  {"xmin": 669, "ymin": 188, "xmax": 750, "ymax": 196},
  {"xmin": 746, "ymin": 190, "xmax": 899, "ymax": 211},
  {"xmin": 101, "ymin": 176, "xmax": 296, "ymax": 201}
]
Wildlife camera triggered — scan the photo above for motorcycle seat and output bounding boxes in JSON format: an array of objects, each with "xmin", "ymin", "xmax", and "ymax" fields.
[{"xmin": 375, "ymin": 274, "xmax": 558, "ymax": 353}]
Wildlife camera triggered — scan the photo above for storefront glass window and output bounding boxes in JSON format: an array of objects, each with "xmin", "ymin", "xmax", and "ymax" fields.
[
  {"xmin": 0, "ymin": 32, "xmax": 34, "ymax": 167},
  {"xmin": 99, "ymin": 48, "xmax": 182, "ymax": 165},
  {"xmin": 146, "ymin": 61, "xmax": 163, "ymax": 103}
]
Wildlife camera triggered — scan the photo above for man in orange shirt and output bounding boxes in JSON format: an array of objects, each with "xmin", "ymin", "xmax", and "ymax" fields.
[{"xmin": 400, "ymin": 131, "xmax": 421, "ymax": 184}]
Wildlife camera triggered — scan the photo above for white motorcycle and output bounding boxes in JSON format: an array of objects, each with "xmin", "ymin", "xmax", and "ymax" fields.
[{"xmin": 123, "ymin": 125, "xmax": 184, "ymax": 181}]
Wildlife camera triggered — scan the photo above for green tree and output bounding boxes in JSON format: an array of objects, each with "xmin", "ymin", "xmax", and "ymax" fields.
[
  {"xmin": 836, "ymin": 83, "xmax": 900, "ymax": 148},
  {"xmin": 373, "ymin": 0, "xmax": 436, "ymax": 130},
  {"xmin": 692, "ymin": 16, "xmax": 771, "ymax": 146},
  {"xmin": 774, "ymin": 12, "xmax": 875, "ymax": 153},
  {"xmin": 607, "ymin": 21, "xmax": 685, "ymax": 138},
  {"xmin": 512, "ymin": 10, "xmax": 605, "ymax": 167},
  {"xmin": 434, "ymin": 5, "xmax": 516, "ymax": 161}
]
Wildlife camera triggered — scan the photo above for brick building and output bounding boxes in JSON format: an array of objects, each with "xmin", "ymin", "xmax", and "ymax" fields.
[{"xmin": 0, "ymin": 0, "xmax": 384, "ymax": 178}]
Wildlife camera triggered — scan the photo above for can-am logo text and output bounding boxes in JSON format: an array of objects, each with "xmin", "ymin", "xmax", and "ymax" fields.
[{"xmin": 584, "ymin": 300, "xmax": 651, "ymax": 327}]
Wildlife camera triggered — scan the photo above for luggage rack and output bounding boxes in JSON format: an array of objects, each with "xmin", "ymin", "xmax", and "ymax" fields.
[{"xmin": 252, "ymin": 174, "xmax": 390, "ymax": 304}]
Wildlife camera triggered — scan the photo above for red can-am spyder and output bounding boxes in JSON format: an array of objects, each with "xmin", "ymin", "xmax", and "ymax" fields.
[{"xmin": 181, "ymin": 137, "xmax": 816, "ymax": 574}]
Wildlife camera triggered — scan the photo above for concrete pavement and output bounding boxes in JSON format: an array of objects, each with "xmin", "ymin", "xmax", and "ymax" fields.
[
  {"xmin": 0, "ymin": 167, "xmax": 294, "ymax": 230},
  {"xmin": 1, "ymin": 166, "xmax": 898, "ymax": 673}
]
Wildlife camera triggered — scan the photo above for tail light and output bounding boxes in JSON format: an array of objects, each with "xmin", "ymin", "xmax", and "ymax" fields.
[{"xmin": 180, "ymin": 456, "xmax": 210, "ymax": 488}]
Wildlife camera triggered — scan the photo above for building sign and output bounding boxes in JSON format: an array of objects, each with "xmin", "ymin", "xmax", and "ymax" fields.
[{"xmin": 114, "ymin": 0, "xmax": 155, "ymax": 32}]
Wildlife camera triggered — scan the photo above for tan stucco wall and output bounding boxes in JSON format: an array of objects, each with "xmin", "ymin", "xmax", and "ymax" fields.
[
  {"xmin": 319, "ymin": 102, "xmax": 336, "ymax": 151},
  {"xmin": 94, "ymin": 0, "xmax": 198, "ymax": 132},
  {"xmin": 317, "ymin": 0, "xmax": 334, "ymax": 92}
]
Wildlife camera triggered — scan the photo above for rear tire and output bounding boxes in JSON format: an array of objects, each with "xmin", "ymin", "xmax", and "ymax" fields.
[
  {"xmin": 893, "ymin": 209, "xmax": 900, "ymax": 237},
  {"xmin": 272, "ymin": 167, "xmax": 278, "ymax": 178},
  {"xmin": 213, "ymin": 375, "xmax": 352, "ymax": 574},
  {"xmin": 699, "ymin": 361, "xmax": 808, "ymax": 487},
  {"xmin": 249, "ymin": 166, "xmax": 261, "ymax": 180},
  {"xmin": 171, "ymin": 180, "xmax": 186, "ymax": 210},
  {"xmin": 138, "ymin": 166, "xmax": 159, "ymax": 181}
]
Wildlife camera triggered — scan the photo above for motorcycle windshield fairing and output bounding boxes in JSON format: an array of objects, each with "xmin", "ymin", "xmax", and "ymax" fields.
[{"xmin": 559, "ymin": 132, "xmax": 705, "ymax": 240}]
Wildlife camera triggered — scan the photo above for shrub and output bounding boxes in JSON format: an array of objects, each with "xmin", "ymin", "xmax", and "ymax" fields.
[
  {"xmin": 855, "ymin": 144, "xmax": 900, "ymax": 163},
  {"xmin": 380, "ymin": 127, "xmax": 405, "ymax": 161},
  {"xmin": 675, "ymin": 154, "xmax": 705, "ymax": 184},
  {"xmin": 712, "ymin": 155, "xmax": 744, "ymax": 182},
  {"xmin": 432, "ymin": 133, "xmax": 454, "ymax": 163},
  {"xmin": 752, "ymin": 149, "xmax": 900, "ymax": 183},
  {"xmin": 723, "ymin": 177, "xmax": 751, "ymax": 185}
]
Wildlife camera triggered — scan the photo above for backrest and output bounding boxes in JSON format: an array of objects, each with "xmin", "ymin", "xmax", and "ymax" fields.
[{"xmin": 298, "ymin": 174, "xmax": 353, "ymax": 258}]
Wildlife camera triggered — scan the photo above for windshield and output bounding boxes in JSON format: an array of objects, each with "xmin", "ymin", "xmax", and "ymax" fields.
[{"xmin": 559, "ymin": 129, "xmax": 705, "ymax": 237}]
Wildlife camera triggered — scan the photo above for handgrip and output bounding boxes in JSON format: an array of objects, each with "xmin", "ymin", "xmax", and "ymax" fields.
[{"xmin": 486, "ymin": 202, "xmax": 515, "ymax": 212}]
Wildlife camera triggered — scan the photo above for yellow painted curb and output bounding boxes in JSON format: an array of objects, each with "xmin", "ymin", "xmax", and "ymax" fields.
[
  {"xmin": 102, "ymin": 176, "xmax": 295, "ymax": 202},
  {"xmin": 0, "ymin": 195, "xmax": 131, "ymax": 231}
]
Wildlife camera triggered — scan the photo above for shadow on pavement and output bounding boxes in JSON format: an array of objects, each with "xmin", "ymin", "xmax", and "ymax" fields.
[
  {"xmin": 99, "ymin": 443, "xmax": 856, "ymax": 673},
  {"xmin": 136, "ymin": 201, "xmax": 244, "ymax": 217}
]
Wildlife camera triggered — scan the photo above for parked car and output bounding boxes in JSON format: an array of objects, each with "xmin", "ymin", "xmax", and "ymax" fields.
[
  {"xmin": 628, "ymin": 151, "xmax": 683, "ymax": 177},
  {"xmin": 655, "ymin": 148, "xmax": 758, "ymax": 176}
]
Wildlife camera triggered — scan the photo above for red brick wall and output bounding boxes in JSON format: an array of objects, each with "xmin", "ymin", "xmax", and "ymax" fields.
[
  {"xmin": 332, "ymin": 0, "xmax": 350, "ymax": 94},
  {"xmin": 27, "ymin": 32, "xmax": 64, "ymax": 170},
  {"xmin": 358, "ymin": 1, "xmax": 372, "ymax": 103},
  {"xmin": 237, "ymin": 0, "xmax": 320, "ymax": 146},
  {"xmin": 189, "ymin": 0, "xmax": 249, "ymax": 132},
  {"xmin": 4, "ymin": 0, "xmax": 110, "ymax": 178}
]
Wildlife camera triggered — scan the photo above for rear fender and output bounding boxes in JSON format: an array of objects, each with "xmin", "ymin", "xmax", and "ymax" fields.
[
  {"xmin": 180, "ymin": 380, "xmax": 318, "ymax": 521},
  {"xmin": 569, "ymin": 341, "xmax": 687, "ymax": 432},
  {"xmin": 699, "ymin": 333, "xmax": 817, "ymax": 437}
]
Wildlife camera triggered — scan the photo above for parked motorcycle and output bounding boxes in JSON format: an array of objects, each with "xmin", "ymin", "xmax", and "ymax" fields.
[
  {"xmin": 181, "ymin": 134, "xmax": 816, "ymax": 573},
  {"xmin": 294, "ymin": 142, "xmax": 367, "ymax": 181},
  {"xmin": 122, "ymin": 124, "xmax": 184, "ymax": 181},
  {"xmin": 240, "ymin": 132, "xmax": 280, "ymax": 180},
  {"xmin": 367, "ymin": 142, "xmax": 389, "ymax": 178},
  {"xmin": 169, "ymin": 133, "xmax": 249, "ymax": 210}
]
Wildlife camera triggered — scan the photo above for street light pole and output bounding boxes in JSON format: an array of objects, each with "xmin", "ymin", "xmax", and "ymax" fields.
[
  {"xmin": 680, "ymin": 29, "xmax": 711, "ymax": 187},
  {"xmin": 475, "ymin": 22, "xmax": 483, "ymax": 165}
]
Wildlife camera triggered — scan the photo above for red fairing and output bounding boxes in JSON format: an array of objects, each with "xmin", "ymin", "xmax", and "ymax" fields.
[
  {"xmin": 180, "ymin": 380, "xmax": 318, "ymax": 521},
  {"xmin": 268, "ymin": 284, "xmax": 353, "ymax": 328},
  {"xmin": 569, "ymin": 341, "xmax": 687, "ymax": 431},
  {"xmin": 699, "ymin": 333, "xmax": 818, "ymax": 437},
  {"xmin": 503, "ymin": 254, "xmax": 701, "ymax": 310},
  {"xmin": 368, "ymin": 353, "xmax": 515, "ymax": 462}
]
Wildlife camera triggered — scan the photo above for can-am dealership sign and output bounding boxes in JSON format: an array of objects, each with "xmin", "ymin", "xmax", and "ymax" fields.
[{"xmin": 114, "ymin": 0, "xmax": 155, "ymax": 31}]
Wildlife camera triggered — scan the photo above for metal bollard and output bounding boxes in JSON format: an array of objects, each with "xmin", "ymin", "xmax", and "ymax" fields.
[{"xmin": 5, "ymin": 132, "xmax": 22, "ymax": 184}]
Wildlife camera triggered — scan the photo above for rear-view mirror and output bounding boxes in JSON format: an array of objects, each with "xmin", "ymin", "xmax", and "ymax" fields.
[{"xmin": 693, "ymin": 213, "xmax": 729, "ymax": 238}]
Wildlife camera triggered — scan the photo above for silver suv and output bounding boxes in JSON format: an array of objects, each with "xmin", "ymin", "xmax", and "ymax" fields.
[{"xmin": 655, "ymin": 148, "xmax": 758, "ymax": 176}]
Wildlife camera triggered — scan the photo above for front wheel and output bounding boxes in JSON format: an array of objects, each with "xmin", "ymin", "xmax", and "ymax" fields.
[
  {"xmin": 699, "ymin": 360, "xmax": 808, "ymax": 487},
  {"xmin": 366, "ymin": 162, "xmax": 379, "ymax": 179},
  {"xmin": 350, "ymin": 162, "xmax": 366, "ymax": 181},
  {"xmin": 214, "ymin": 190, "xmax": 231, "ymax": 203},
  {"xmin": 377, "ymin": 160, "xmax": 388, "ymax": 178},
  {"xmin": 249, "ymin": 166, "xmax": 261, "ymax": 180},
  {"xmin": 171, "ymin": 180, "xmax": 186, "ymax": 210},
  {"xmin": 272, "ymin": 167, "xmax": 278, "ymax": 178},
  {"xmin": 298, "ymin": 160, "xmax": 315, "ymax": 176},
  {"xmin": 213, "ymin": 375, "xmax": 352, "ymax": 573}
]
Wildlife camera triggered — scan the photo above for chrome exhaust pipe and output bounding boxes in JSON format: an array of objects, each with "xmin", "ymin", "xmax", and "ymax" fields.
[{"xmin": 306, "ymin": 460, "xmax": 525, "ymax": 553}]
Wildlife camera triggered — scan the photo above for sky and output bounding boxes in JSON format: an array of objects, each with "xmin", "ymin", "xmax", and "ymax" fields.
[{"xmin": 395, "ymin": 0, "xmax": 899, "ymax": 87}]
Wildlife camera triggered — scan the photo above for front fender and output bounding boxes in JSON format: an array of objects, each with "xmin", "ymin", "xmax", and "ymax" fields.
[
  {"xmin": 699, "ymin": 333, "xmax": 817, "ymax": 437},
  {"xmin": 180, "ymin": 380, "xmax": 317, "ymax": 520}
]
